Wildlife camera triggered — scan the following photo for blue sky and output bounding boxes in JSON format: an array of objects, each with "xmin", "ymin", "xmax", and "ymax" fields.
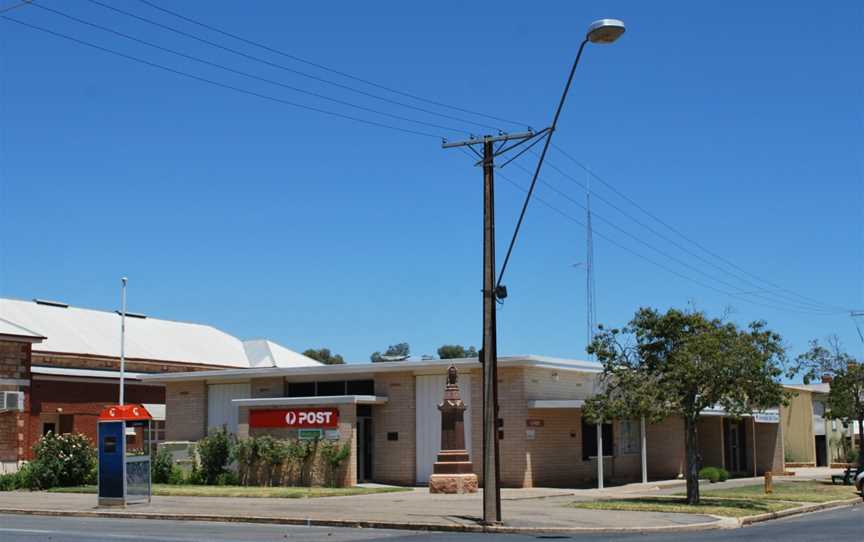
[{"xmin": 1, "ymin": 1, "xmax": 861, "ymax": 364}]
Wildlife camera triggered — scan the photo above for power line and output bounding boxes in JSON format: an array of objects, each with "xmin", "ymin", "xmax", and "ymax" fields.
[
  {"xmin": 550, "ymin": 143, "xmax": 851, "ymax": 314},
  {"xmin": 493, "ymin": 168, "xmax": 845, "ymax": 316},
  {"xmin": 135, "ymin": 0, "xmax": 529, "ymax": 130},
  {"xmin": 82, "ymin": 0, "xmax": 516, "ymax": 134},
  {"xmin": 535, "ymin": 155, "xmax": 844, "ymax": 313},
  {"xmin": 30, "ymin": 1, "xmax": 471, "ymax": 136},
  {"xmin": 0, "ymin": 15, "xmax": 442, "ymax": 139},
  {"xmin": 508, "ymin": 162, "xmax": 843, "ymax": 315}
]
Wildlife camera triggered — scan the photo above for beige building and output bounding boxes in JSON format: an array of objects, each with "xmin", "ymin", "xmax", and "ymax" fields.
[
  {"xmin": 145, "ymin": 356, "xmax": 785, "ymax": 487},
  {"xmin": 783, "ymin": 383, "xmax": 856, "ymax": 467}
]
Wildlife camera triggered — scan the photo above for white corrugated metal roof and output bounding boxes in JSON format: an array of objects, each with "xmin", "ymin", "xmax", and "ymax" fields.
[
  {"xmin": 0, "ymin": 316, "xmax": 45, "ymax": 342},
  {"xmin": 0, "ymin": 298, "xmax": 320, "ymax": 369},
  {"xmin": 242, "ymin": 339, "xmax": 321, "ymax": 368}
]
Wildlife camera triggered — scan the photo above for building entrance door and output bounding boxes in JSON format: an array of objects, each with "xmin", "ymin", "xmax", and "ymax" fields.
[
  {"xmin": 724, "ymin": 419, "xmax": 747, "ymax": 473},
  {"xmin": 357, "ymin": 407, "xmax": 373, "ymax": 482}
]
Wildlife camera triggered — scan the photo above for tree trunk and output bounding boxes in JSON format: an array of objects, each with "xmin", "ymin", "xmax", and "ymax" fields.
[{"xmin": 684, "ymin": 417, "xmax": 701, "ymax": 505}]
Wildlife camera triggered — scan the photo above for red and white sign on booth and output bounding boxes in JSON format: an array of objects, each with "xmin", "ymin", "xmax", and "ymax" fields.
[{"xmin": 249, "ymin": 408, "xmax": 339, "ymax": 429}]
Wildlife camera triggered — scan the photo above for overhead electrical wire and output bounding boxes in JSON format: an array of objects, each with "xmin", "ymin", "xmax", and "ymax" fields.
[
  {"xmin": 0, "ymin": 15, "xmax": 443, "ymax": 139},
  {"xmin": 80, "ymin": 0, "xmax": 514, "ymax": 134},
  {"xmin": 534, "ymin": 155, "xmax": 846, "ymax": 314},
  {"xmin": 28, "ymin": 1, "xmax": 473, "ymax": 136},
  {"xmin": 485, "ymin": 160, "xmax": 845, "ymax": 316},
  {"xmin": 134, "ymin": 0, "xmax": 529, "ymax": 130},
  {"xmin": 550, "ymin": 143, "xmax": 852, "ymax": 314},
  {"xmin": 507, "ymin": 161, "xmax": 844, "ymax": 315}
]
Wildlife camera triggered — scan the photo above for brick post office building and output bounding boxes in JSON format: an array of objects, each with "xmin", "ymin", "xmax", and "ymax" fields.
[
  {"xmin": 145, "ymin": 356, "xmax": 786, "ymax": 487},
  {"xmin": 0, "ymin": 298, "xmax": 320, "ymax": 473}
]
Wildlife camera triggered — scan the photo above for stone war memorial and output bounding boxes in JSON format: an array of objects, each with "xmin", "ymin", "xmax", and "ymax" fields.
[{"xmin": 428, "ymin": 365, "xmax": 478, "ymax": 493}]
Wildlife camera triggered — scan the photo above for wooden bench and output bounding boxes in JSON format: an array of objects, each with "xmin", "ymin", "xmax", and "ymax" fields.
[{"xmin": 831, "ymin": 466, "xmax": 861, "ymax": 485}]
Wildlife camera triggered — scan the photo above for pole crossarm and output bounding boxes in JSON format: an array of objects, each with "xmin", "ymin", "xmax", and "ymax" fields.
[{"xmin": 441, "ymin": 130, "xmax": 536, "ymax": 149}]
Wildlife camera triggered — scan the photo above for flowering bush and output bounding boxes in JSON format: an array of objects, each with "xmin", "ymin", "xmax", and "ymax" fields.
[{"xmin": 21, "ymin": 432, "xmax": 96, "ymax": 489}]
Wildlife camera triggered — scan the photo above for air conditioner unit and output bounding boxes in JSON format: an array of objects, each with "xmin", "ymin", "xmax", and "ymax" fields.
[{"xmin": 1, "ymin": 391, "xmax": 24, "ymax": 411}]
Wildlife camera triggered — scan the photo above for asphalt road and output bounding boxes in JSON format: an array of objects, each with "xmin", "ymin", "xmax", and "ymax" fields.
[{"xmin": 0, "ymin": 504, "xmax": 860, "ymax": 541}]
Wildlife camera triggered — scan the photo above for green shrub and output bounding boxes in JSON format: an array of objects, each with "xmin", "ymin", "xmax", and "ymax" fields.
[
  {"xmin": 232, "ymin": 438, "xmax": 259, "ymax": 485},
  {"xmin": 22, "ymin": 432, "xmax": 96, "ymax": 489},
  {"xmin": 151, "ymin": 447, "xmax": 175, "ymax": 484},
  {"xmin": 319, "ymin": 439, "xmax": 352, "ymax": 487},
  {"xmin": 215, "ymin": 471, "xmax": 240, "ymax": 486},
  {"xmin": 196, "ymin": 429, "xmax": 233, "ymax": 485},
  {"xmin": 167, "ymin": 466, "xmax": 186, "ymax": 485},
  {"xmin": 699, "ymin": 466, "xmax": 729, "ymax": 483},
  {"xmin": 0, "ymin": 472, "xmax": 20, "ymax": 491},
  {"xmin": 256, "ymin": 436, "xmax": 289, "ymax": 486}
]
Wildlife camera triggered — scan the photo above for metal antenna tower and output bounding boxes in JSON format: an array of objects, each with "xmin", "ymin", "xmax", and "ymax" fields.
[{"xmin": 586, "ymin": 170, "xmax": 597, "ymax": 357}]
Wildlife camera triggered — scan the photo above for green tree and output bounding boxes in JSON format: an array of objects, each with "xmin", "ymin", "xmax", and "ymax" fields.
[
  {"xmin": 371, "ymin": 342, "xmax": 410, "ymax": 362},
  {"xmin": 437, "ymin": 344, "xmax": 478, "ymax": 359},
  {"xmin": 302, "ymin": 348, "xmax": 345, "ymax": 365},
  {"xmin": 582, "ymin": 308, "xmax": 788, "ymax": 505},
  {"xmin": 794, "ymin": 338, "xmax": 864, "ymax": 465}
]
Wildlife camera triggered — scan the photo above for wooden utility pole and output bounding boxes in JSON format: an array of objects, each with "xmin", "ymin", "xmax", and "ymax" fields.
[
  {"xmin": 481, "ymin": 139, "xmax": 501, "ymax": 523},
  {"xmin": 442, "ymin": 130, "xmax": 537, "ymax": 525}
]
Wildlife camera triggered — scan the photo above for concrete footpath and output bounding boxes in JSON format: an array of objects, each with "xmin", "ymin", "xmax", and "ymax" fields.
[{"xmin": 0, "ymin": 486, "xmax": 724, "ymax": 534}]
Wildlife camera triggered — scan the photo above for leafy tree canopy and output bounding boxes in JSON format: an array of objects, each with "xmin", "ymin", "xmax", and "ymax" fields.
[
  {"xmin": 437, "ymin": 344, "xmax": 478, "ymax": 359},
  {"xmin": 582, "ymin": 307, "xmax": 788, "ymax": 504},
  {"xmin": 302, "ymin": 348, "xmax": 345, "ymax": 365},
  {"xmin": 371, "ymin": 342, "xmax": 410, "ymax": 362}
]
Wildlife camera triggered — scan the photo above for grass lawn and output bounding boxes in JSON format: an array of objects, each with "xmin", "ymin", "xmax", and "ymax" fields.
[
  {"xmin": 688, "ymin": 480, "xmax": 860, "ymax": 503},
  {"xmin": 571, "ymin": 497, "xmax": 797, "ymax": 518},
  {"xmin": 48, "ymin": 484, "xmax": 410, "ymax": 498}
]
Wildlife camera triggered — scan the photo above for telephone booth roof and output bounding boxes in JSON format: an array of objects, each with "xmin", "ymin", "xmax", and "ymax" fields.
[{"xmin": 98, "ymin": 404, "xmax": 152, "ymax": 422}]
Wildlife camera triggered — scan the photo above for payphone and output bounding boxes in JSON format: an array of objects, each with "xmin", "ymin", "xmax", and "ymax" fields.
[{"xmin": 97, "ymin": 404, "xmax": 152, "ymax": 506}]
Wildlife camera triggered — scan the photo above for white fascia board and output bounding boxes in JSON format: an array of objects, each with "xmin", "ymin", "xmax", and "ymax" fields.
[
  {"xmin": 232, "ymin": 395, "xmax": 388, "ymax": 407},
  {"xmin": 142, "ymin": 356, "xmax": 602, "ymax": 384},
  {"xmin": 527, "ymin": 399, "xmax": 586, "ymax": 409}
]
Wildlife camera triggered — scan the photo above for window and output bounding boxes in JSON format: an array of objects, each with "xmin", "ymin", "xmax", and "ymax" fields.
[
  {"xmin": 620, "ymin": 419, "xmax": 640, "ymax": 454},
  {"xmin": 347, "ymin": 380, "xmax": 375, "ymax": 395},
  {"xmin": 316, "ymin": 380, "xmax": 346, "ymax": 396},
  {"xmin": 42, "ymin": 423, "xmax": 56, "ymax": 436},
  {"xmin": 287, "ymin": 380, "xmax": 376, "ymax": 397},
  {"xmin": 287, "ymin": 382, "xmax": 316, "ymax": 398},
  {"xmin": 59, "ymin": 414, "xmax": 74, "ymax": 435},
  {"xmin": 582, "ymin": 419, "xmax": 613, "ymax": 460}
]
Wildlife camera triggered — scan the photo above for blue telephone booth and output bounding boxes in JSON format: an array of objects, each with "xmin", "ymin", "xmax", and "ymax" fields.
[{"xmin": 97, "ymin": 404, "xmax": 152, "ymax": 506}]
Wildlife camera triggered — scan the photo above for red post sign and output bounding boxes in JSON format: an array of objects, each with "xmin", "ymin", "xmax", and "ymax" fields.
[{"xmin": 249, "ymin": 408, "xmax": 339, "ymax": 429}]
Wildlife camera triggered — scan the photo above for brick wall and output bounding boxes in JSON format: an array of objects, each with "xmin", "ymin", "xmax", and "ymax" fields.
[
  {"xmin": 25, "ymin": 379, "xmax": 162, "ymax": 459},
  {"xmin": 165, "ymin": 381, "xmax": 207, "ymax": 441},
  {"xmin": 698, "ymin": 416, "xmax": 724, "ymax": 469},
  {"xmin": 32, "ymin": 353, "xmax": 228, "ymax": 374},
  {"xmin": 372, "ymin": 372, "xmax": 415, "ymax": 485},
  {"xmin": 0, "ymin": 340, "xmax": 31, "ymax": 465},
  {"xmin": 646, "ymin": 417, "xmax": 685, "ymax": 479},
  {"xmin": 250, "ymin": 377, "xmax": 284, "ymax": 398},
  {"xmin": 754, "ymin": 421, "xmax": 784, "ymax": 474}
]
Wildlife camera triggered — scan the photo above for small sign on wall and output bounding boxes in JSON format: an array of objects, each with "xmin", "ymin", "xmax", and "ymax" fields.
[
  {"xmin": 298, "ymin": 429, "xmax": 323, "ymax": 440},
  {"xmin": 526, "ymin": 419, "xmax": 544, "ymax": 427},
  {"xmin": 324, "ymin": 429, "xmax": 341, "ymax": 440},
  {"xmin": 526, "ymin": 429, "xmax": 536, "ymax": 440}
]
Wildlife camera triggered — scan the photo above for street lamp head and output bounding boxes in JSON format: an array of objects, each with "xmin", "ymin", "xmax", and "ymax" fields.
[{"xmin": 586, "ymin": 19, "xmax": 626, "ymax": 44}]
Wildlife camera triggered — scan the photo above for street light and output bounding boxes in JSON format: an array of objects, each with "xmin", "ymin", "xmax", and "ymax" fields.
[
  {"xmin": 466, "ymin": 17, "xmax": 625, "ymax": 525},
  {"xmin": 587, "ymin": 19, "xmax": 626, "ymax": 44}
]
